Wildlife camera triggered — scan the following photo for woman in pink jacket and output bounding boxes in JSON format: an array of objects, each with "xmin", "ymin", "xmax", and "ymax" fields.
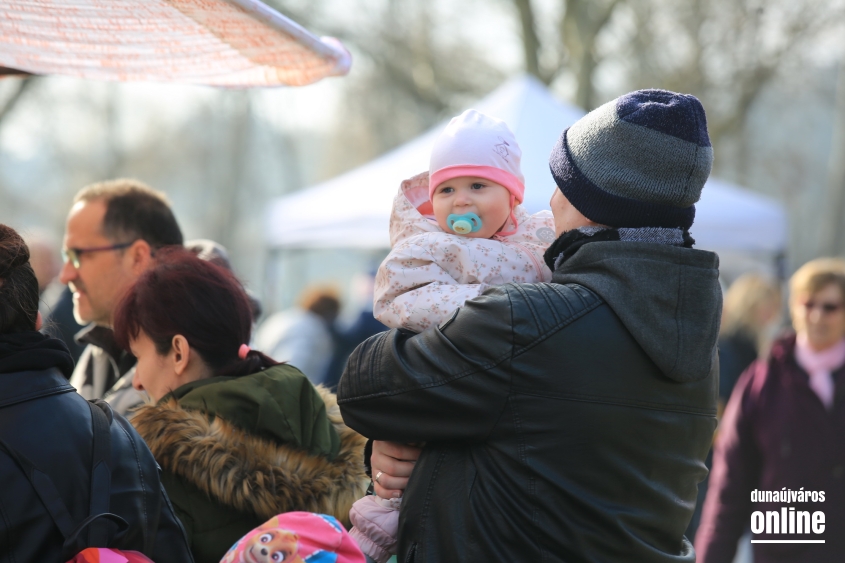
[{"xmin": 696, "ymin": 258, "xmax": 845, "ymax": 562}]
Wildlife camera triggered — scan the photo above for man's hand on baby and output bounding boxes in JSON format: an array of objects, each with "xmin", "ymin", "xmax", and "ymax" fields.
[{"xmin": 371, "ymin": 440, "xmax": 422, "ymax": 499}]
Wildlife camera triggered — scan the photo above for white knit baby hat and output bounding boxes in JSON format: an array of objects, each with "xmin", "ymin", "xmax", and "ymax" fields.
[{"xmin": 428, "ymin": 109, "xmax": 525, "ymax": 202}]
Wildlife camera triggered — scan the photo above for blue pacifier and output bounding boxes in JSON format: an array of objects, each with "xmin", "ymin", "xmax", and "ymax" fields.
[{"xmin": 447, "ymin": 213, "xmax": 483, "ymax": 235}]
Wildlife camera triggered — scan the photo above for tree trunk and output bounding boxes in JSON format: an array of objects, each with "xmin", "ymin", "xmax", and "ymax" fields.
[
  {"xmin": 0, "ymin": 77, "xmax": 34, "ymax": 125},
  {"xmin": 513, "ymin": 0, "xmax": 542, "ymax": 81},
  {"xmin": 562, "ymin": 0, "xmax": 621, "ymax": 110},
  {"xmin": 821, "ymin": 60, "xmax": 845, "ymax": 256}
]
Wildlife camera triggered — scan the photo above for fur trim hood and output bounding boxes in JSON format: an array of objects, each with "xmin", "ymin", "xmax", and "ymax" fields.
[{"xmin": 131, "ymin": 377, "xmax": 368, "ymax": 526}]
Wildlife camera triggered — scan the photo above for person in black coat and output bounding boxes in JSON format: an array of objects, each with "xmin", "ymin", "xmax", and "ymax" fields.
[
  {"xmin": 0, "ymin": 223, "xmax": 193, "ymax": 562},
  {"xmin": 340, "ymin": 90, "xmax": 722, "ymax": 562},
  {"xmin": 685, "ymin": 272, "xmax": 782, "ymax": 541}
]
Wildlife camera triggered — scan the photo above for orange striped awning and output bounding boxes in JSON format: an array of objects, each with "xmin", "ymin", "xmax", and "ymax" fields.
[{"xmin": 0, "ymin": 0, "xmax": 351, "ymax": 87}]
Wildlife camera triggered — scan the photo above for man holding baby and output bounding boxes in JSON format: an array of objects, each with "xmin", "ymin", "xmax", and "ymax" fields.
[{"xmin": 338, "ymin": 89, "xmax": 721, "ymax": 562}]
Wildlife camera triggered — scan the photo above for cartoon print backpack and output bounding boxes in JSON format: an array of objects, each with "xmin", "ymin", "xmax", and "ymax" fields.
[
  {"xmin": 0, "ymin": 400, "xmax": 155, "ymax": 563},
  {"xmin": 221, "ymin": 511, "xmax": 365, "ymax": 563}
]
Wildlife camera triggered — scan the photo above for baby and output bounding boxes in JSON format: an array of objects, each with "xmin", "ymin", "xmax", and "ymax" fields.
[
  {"xmin": 351, "ymin": 110, "xmax": 556, "ymax": 563},
  {"xmin": 373, "ymin": 108, "xmax": 556, "ymax": 333}
]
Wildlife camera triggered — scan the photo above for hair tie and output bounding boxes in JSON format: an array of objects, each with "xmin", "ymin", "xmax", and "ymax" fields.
[{"xmin": 238, "ymin": 344, "xmax": 251, "ymax": 360}]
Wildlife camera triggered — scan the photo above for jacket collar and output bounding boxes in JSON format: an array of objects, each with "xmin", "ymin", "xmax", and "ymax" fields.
[
  {"xmin": 75, "ymin": 323, "xmax": 122, "ymax": 356},
  {"xmin": 75, "ymin": 323, "xmax": 136, "ymax": 373},
  {"xmin": 543, "ymin": 226, "xmax": 694, "ymax": 272},
  {"xmin": 770, "ymin": 333, "xmax": 845, "ymax": 379},
  {"xmin": 161, "ymin": 365, "xmax": 341, "ymax": 459},
  {"xmin": 0, "ymin": 367, "xmax": 75, "ymax": 409},
  {"xmin": 0, "ymin": 331, "xmax": 74, "ymax": 378}
]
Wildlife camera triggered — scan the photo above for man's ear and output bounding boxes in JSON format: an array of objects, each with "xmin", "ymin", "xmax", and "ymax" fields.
[
  {"xmin": 171, "ymin": 334, "xmax": 191, "ymax": 376},
  {"xmin": 128, "ymin": 239, "xmax": 153, "ymax": 274},
  {"xmin": 35, "ymin": 311, "xmax": 43, "ymax": 331}
]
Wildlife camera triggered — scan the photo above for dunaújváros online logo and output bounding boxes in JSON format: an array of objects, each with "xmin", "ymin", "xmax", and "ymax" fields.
[{"xmin": 749, "ymin": 488, "xmax": 825, "ymax": 544}]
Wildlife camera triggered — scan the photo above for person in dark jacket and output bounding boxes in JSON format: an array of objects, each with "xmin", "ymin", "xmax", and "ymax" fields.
[
  {"xmin": 686, "ymin": 273, "xmax": 782, "ymax": 540},
  {"xmin": 696, "ymin": 258, "xmax": 845, "ymax": 563},
  {"xmin": 718, "ymin": 273, "xmax": 783, "ymax": 405},
  {"xmin": 338, "ymin": 89, "xmax": 721, "ymax": 562},
  {"xmin": 112, "ymin": 249, "xmax": 369, "ymax": 563},
  {"xmin": 42, "ymin": 285, "xmax": 87, "ymax": 364},
  {"xmin": 0, "ymin": 223, "xmax": 193, "ymax": 562},
  {"xmin": 322, "ymin": 272, "xmax": 387, "ymax": 390}
]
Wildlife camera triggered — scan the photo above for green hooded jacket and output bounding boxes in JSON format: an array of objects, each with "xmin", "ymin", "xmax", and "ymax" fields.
[{"xmin": 131, "ymin": 364, "xmax": 368, "ymax": 563}]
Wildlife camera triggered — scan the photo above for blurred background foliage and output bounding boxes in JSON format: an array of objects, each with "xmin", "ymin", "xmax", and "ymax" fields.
[{"xmin": 2, "ymin": 0, "xmax": 845, "ymax": 314}]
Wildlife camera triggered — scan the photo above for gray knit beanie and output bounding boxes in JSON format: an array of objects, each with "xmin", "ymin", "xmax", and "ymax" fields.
[{"xmin": 549, "ymin": 89, "xmax": 712, "ymax": 229}]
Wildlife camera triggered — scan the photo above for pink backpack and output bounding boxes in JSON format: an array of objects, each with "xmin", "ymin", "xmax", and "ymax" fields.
[{"xmin": 68, "ymin": 548, "xmax": 155, "ymax": 563}]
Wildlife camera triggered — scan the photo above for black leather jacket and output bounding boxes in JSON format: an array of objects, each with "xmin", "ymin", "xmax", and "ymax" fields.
[
  {"xmin": 339, "ymin": 239, "xmax": 721, "ymax": 562},
  {"xmin": 0, "ymin": 337, "xmax": 193, "ymax": 562}
]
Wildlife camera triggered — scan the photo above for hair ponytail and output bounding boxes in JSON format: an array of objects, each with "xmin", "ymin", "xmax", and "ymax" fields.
[{"xmin": 217, "ymin": 349, "xmax": 280, "ymax": 378}]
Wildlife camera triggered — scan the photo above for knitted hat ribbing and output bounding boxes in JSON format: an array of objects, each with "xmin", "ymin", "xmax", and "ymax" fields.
[
  {"xmin": 549, "ymin": 89, "xmax": 712, "ymax": 229},
  {"xmin": 429, "ymin": 109, "xmax": 524, "ymax": 203}
]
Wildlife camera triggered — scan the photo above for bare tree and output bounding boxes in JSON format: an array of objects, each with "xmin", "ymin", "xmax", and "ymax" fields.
[
  {"xmin": 508, "ymin": 0, "xmax": 845, "ymax": 262},
  {"xmin": 620, "ymin": 0, "xmax": 845, "ymax": 145},
  {"xmin": 510, "ymin": 0, "xmax": 622, "ymax": 109},
  {"xmin": 561, "ymin": 0, "xmax": 622, "ymax": 110},
  {"xmin": 0, "ymin": 77, "xmax": 35, "ymax": 125},
  {"xmin": 822, "ymin": 61, "xmax": 845, "ymax": 256},
  {"xmin": 510, "ymin": 0, "xmax": 845, "ymax": 132},
  {"xmin": 266, "ymin": 0, "xmax": 503, "ymax": 176}
]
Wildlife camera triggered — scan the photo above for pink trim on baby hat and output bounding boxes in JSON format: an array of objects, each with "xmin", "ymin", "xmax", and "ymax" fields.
[
  {"xmin": 429, "ymin": 165, "xmax": 525, "ymax": 203},
  {"xmin": 496, "ymin": 195, "xmax": 519, "ymax": 236}
]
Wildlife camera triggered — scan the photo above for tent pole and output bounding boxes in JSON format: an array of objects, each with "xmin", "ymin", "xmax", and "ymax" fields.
[{"xmin": 262, "ymin": 247, "xmax": 281, "ymax": 317}]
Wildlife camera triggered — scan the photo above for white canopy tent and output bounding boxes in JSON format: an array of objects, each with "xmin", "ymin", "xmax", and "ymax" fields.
[
  {"xmin": 693, "ymin": 178, "xmax": 787, "ymax": 253},
  {"xmin": 266, "ymin": 75, "xmax": 787, "ymax": 256},
  {"xmin": 266, "ymin": 74, "xmax": 584, "ymax": 248}
]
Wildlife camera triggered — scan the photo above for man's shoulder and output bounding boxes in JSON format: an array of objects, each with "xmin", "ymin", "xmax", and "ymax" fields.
[
  {"xmin": 458, "ymin": 282, "xmax": 605, "ymax": 349},
  {"xmin": 481, "ymin": 281, "xmax": 604, "ymax": 316}
]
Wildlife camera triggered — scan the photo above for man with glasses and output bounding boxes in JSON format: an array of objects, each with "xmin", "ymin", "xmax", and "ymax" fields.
[{"xmin": 60, "ymin": 179, "xmax": 183, "ymax": 407}]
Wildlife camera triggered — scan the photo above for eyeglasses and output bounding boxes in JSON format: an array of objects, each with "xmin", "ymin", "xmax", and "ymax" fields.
[
  {"xmin": 61, "ymin": 241, "xmax": 136, "ymax": 268},
  {"xmin": 801, "ymin": 300, "xmax": 844, "ymax": 314}
]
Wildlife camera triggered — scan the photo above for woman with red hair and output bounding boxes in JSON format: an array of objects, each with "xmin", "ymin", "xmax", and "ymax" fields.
[{"xmin": 113, "ymin": 249, "xmax": 368, "ymax": 563}]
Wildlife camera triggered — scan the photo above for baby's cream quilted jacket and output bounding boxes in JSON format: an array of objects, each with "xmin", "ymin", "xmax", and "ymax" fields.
[{"xmin": 374, "ymin": 171, "xmax": 556, "ymax": 332}]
